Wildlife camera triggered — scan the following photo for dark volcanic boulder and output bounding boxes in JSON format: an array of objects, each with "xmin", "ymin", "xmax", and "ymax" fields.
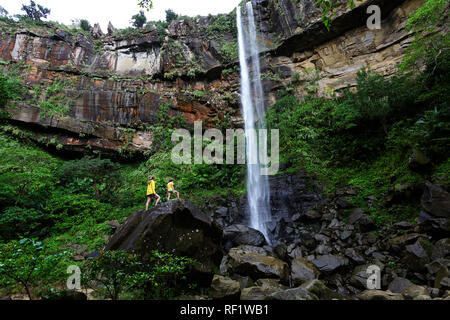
[
  {"xmin": 221, "ymin": 245, "xmax": 289, "ymax": 282},
  {"xmin": 311, "ymin": 254, "xmax": 349, "ymax": 273},
  {"xmin": 105, "ymin": 200, "xmax": 223, "ymax": 284},
  {"xmin": 223, "ymin": 224, "xmax": 267, "ymax": 247},
  {"xmin": 421, "ymin": 182, "xmax": 450, "ymax": 218},
  {"xmin": 210, "ymin": 275, "xmax": 241, "ymax": 300},
  {"xmin": 290, "ymin": 258, "xmax": 320, "ymax": 286}
]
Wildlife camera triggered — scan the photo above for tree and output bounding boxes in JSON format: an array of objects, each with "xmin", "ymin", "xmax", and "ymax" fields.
[
  {"xmin": 0, "ymin": 238, "xmax": 65, "ymax": 299},
  {"xmin": 165, "ymin": 9, "xmax": 178, "ymax": 24},
  {"xmin": 83, "ymin": 250, "xmax": 142, "ymax": 300},
  {"xmin": 138, "ymin": 0, "xmax": 153, "ymax": 11},
  {"xmin": 80, "ymin": 19, "xmax": 92, "ymax": 32},
  {"xmin": 21, "ymin": 0, "xmax": 51, "ymax": 21},
  {"xmin": 131, "ymin": 10, "xmax": 147, "ymax": 28}
]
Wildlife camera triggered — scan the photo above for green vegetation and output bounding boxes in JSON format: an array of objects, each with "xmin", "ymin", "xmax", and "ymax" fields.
[
  {"xmin": 220, "ymin": 42, "xmax": 239, "ymax": 62},
  {"xmin": 314, "ymin": 0, "xmax": 362, "ymax": 30},
  {"xmin": 83, "ymin": 250, "xmax": 196, "ymax": 300},
  {"xmin": 21, "ymin": 0, "xmax": 51, "ymax": 21},
  {"xmin": 0, "ymin": 66, "xmax": 24, "ymax": 115},
  {"xmin": 36, "ymin": 78, "xmax": 73, "ymax": 118},
  {"xmin": 267, "ymin": 0, "xmax": 449, "ymax": 226},
  {"xmin": 0, "ymin": 238, "xmax": 68, "ymax": 299}
]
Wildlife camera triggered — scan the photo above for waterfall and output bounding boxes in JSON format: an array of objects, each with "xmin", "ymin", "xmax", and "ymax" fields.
[{"xmin": 237, "ymin": 2, "xmax": 272, "ymax": 245}]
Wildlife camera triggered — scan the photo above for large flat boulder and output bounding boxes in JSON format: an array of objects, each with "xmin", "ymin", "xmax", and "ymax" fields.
[
  {"xmin": 105, "ymin": 200, "xmax": 223, "ymax": 284},
  {"xmin": 221, "ymin": 245, "xmax": 289, "ymax": 282},
  {"xmin": 223, "ymin": 224, "xmax": 267, "ymax": 247}
]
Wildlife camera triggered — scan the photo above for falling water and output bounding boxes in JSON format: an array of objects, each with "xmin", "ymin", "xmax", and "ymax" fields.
[{"xmin": 237, "ymin": 2, "xmax": 272, "ymax": 244}]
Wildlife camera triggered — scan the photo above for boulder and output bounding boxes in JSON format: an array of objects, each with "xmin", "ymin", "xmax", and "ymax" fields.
[
  {"xmin": 336, "ymin": 197, "xmax": 353, "ymax": 209},
  {"xmin": 388, "ymin": 233, "xmax": 422, "ymax": 252},
  {"xmin": 346, "ymin": 209, "xmax": 376, "ymax": 231},
  {"xmin": 222, "ymin": 246, "xmax": 289, "ymax": 282},
  {"xmin": 350, "ymin": 264, "xmax": 374, "ymax": 290},
  {"xmin": 402, "ymin": 285, "xmax": 429, "ymax": 300},
  {"xmin": 388, "ymin": 277, "xmax": 413, "ymax": 294},
  {"xmin": 267, "ymin": 287, "xmax": 318, "ymax": 300},
  {"xmin": 105, "ymin": 200, "xmax": 223, "ymax": 285},
  {"xmin": 300, "ymin": 279, "xmax": 344, "ymax": 300},
  {"xmin": 358, "ymin": 290, "xmax": 404, "ymax": 300},
  {"xmin": 431, "ymin": 238, "xmax": 450, "ymax": 260},
  {"xmin": 255, "ymin": 278, "xmax": 288, "ymax": 290},
  {"xmin": 404, "ymin": 239, "xmax": 431, "ymax": 272},
  {"xmin": 291, "ymin": 258, "xmax": 320, "ymax": 285},
  {"xmin": 421, "ymin": 182, "xmax": 450, "ymax": 218},
  {"xmin": 435, "ymin": 265, "xmax": 450, "ymax": 289},
  {"xmin": 273, "ymin": 242, "xmax": 288, "ymax": 261},
  {"xmin": 240, "ymin": 279, "xmax": 287, "ymax": 300},
  {"xmin": 223, "ymin": 224, "xmax": 266, "ymax": 247},
  {"xmin": 426, "ymin": 258, "xmax": 450, "ymax": 275},
  {"xmin": 311, "ymin": 254, "xmax": 349, "ymax": 273},
  {"xmin": 418, "ymin": 211, "xmax": 450, "ymax": 237},
  {"xmin": 240, "ymin": 286, "xmax": 281, "ymax": 300},
  {"xmin": 344, "ymin": 248, "xmax": 366, "ymax": 264},
  {"xmin": 303, "ymin": 209, "xmax": 322, "ymax": 220},
  {"xmin": 210, "ymin": 275, "xmax": 241, "ymax": 300}
]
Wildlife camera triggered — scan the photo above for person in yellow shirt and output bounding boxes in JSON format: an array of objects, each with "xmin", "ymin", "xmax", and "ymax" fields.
[
  {"xmin": 145, "ymin": 176, "xmax": 160, "ymax": 211},
  {"xmin": 167, "ymin": 178, "xmax": 180, "ymax": 201}
]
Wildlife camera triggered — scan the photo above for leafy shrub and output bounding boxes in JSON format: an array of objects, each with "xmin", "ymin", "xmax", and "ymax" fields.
[
  {"xmin": 83, "ymin": 250, "xmax": 196, "ymax": 300},
  {"xmin": 0, "ymin": 238, "xmax": 67, "ymax": 299}
]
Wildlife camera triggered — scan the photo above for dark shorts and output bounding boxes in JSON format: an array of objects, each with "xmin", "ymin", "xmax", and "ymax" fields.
[
  {"xmin": 147, "ymin": 193, "xmax": 157, "ymax": 199},
  {"xmin": 168, "ymin": 190, "xmax": 174, "ymax": 193}
]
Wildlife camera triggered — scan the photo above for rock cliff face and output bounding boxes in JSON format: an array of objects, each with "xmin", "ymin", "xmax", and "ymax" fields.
[{"xmin": 0, "ymin": 0, "xmax": 424, "ymax": 155}]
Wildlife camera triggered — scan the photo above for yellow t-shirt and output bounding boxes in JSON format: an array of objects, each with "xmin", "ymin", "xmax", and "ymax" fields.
[
  {"xmin": 147, "ymin": 180, "xmax": 156, "ymax": 195},
  {"xmin": 167, "ymin": 182, "xmax": 174, "ymax": 192}
]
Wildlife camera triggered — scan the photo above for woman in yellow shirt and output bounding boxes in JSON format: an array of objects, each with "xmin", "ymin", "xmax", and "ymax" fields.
[
  {"xmin": 145, "ymin": 176, "xmax": 160, "ymax": 211},
  {"xmin": 167, "ymin": 178, "xmax": 180, "ymax": 200}
]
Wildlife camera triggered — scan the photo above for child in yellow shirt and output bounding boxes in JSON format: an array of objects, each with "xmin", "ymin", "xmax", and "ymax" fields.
[
  {"xmin": 146, "ymin": 176, "xmax": 160, "ymax": 210},
  {"xmin": 167, "ymin": 178, "xmax": 180, "ymax": 201}
]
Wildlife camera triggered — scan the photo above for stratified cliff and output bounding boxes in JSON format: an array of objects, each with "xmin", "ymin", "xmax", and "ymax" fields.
[{"xmin": 0, "ymin": 0, "xmax": 424, "ymax": 156}]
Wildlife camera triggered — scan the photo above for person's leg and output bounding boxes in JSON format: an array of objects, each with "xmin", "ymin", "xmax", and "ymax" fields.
[
  {"xmin": 154, "ymin": 194, "xmax": 161, "ymax": 207},
  {"xmin": 175, "ymin": 190, "xmax": 180, "ymax": 199},
  {"xmin": 167, "ymin": 192, "xmax": 171, "ymax": 201},
  {"xmin": 145, "ymin": 196, "xmax": 151, "ymax": 211}
]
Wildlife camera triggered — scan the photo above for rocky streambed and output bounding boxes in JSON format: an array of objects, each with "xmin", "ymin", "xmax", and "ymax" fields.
[{"xmin": 104, "ymin": 170, "xmax": 450, "ymax": 300}]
